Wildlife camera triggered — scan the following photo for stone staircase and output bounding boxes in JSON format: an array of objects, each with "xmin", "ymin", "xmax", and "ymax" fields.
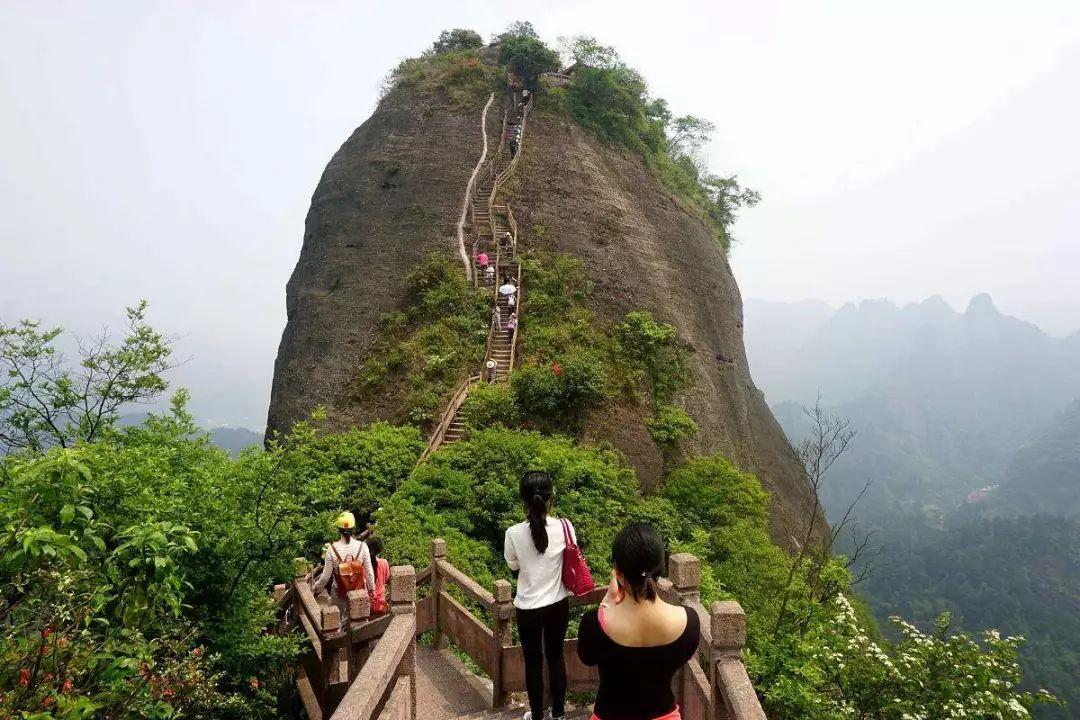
[
  {"xmin": 429, "ymin": 99, "xmax": 526, "ymax": 454},
  {"xmin": 453, "ymin": 708, "xmax": 592, "ymax": 720}
]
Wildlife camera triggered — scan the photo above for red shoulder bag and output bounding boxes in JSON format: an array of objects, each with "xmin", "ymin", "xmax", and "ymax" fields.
[{"xmin": 560, "ymin": 518, "xmax": 595, "ymax": 596}]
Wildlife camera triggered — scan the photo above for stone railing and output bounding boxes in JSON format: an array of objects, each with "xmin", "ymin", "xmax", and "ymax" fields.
[
  {"xmin": 418, "ymin": 540, "xmax": 767, "ymax": 720},
  {"xmin": 275, "ymin": 562, "xmax": 418, "ymax": 720}
]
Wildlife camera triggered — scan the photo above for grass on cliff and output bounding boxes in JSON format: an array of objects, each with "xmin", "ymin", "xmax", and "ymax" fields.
[
  {"xmin": 353, "ymin": 253, "xmax": 489, "ymax": 427},
  {"xmin": 387, "ymin": 47, "xmax": 502, "ymax": 107}
]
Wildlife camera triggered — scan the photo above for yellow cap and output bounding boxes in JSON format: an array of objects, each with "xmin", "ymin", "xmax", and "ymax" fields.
[{"xmin": 335, "ymin": 511, "xmax": 356, "ymax": 530}]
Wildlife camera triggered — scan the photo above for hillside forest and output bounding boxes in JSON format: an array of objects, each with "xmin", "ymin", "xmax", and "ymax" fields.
[
  {"xmin": 745, "ymin": 296, "xmax": 1080, "ymax": 719},
  {"xmin": 0, "ymin": 24, "xmax": 1065, "ymax": 720}
]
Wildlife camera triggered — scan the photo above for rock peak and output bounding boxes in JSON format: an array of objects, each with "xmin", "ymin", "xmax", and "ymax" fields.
[{"xmin": 965, "ymin": 293, "xmax": 998, "ymax": 316}]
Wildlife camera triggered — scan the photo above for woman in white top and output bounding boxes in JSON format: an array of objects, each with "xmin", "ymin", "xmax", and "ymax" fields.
[
  {"xmin": 313, "ymin": 511, "xmax": 376, "ymax": 603},
  {"xmin": 504, "ymin": 471, "xmax": 576, "ymax": 720}
]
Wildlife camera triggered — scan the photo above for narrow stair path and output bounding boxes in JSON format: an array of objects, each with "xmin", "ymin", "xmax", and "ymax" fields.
[{"xmin": 430, "ymin": 95, "xmax": 528, "ymax": 454}]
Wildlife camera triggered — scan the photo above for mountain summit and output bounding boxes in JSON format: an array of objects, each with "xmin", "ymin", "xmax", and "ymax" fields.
[{"xmin": 267, "ymin": 46, "xmax": 818, "ymax": 546}]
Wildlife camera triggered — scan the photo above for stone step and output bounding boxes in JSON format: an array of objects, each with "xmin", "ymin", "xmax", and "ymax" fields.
[{"xmin": 453, "ymin": 707, "xmax": 591, "ymax": 720}]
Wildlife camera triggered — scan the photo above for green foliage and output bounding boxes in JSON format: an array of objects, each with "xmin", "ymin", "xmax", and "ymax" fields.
[
  {"xmin": 511, "ymin": 350, "xmax": 611, "ymax": 431},
  {"xmin": 646, "ymin": 405, "xmax": 698, "ymax": 445},
  {"xmin": 552, "ymin": 36, "xmax": 758, "ymax": 249},
  {"xmin": 849, "ymin": 514, "xmax": 1080, "ymax": 719},
  {"xmin": 498, "ymin": 35, "xmax": 560, "ymax": 90},
  {"xmin": 0, "ymin": 377, "xmax": 423, "ymax": 717},
  {"xmin": 615, "ymin": 311, "xmax": 689, "ymax": 406},
  {"xmin": 354, "ymin": 253, "xmax": 489, "ymax": 427},
  {"xmin": 460, "ymin": 383, "xmax": 520, "ymax": 432},
  {"xmin": 389, "ymin": 48, "xmax": 501, "ymax": 106},
  {"xmin": 510, "ymin": 251, "xmax": 692, "ymax": 447},
  {"xmin": 426, "ymin": 28, "xmax": 483, "ymax": 56},
  {"xmin": 0, "ymin": 301, "xmax": 173, "ymax": 453},
  {"xmin": 376, "ymin": 428, "xmax": 639, "ymax": 586}
]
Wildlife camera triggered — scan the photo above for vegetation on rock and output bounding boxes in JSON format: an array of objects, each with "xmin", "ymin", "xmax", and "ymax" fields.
[{"xmin": 353, "ymin": 253, "xmax": 489, "ymax": 426}]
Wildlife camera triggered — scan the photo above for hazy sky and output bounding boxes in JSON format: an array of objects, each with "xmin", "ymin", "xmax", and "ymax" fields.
[{"xmin": 2, "ymin": 1, "xmax": 1078, "ymax": 428}]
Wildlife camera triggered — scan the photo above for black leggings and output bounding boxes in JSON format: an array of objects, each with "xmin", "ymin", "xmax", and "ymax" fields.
[{"xmin": 516, "ymin": 598, "xmax": 570, "ymax": 718}]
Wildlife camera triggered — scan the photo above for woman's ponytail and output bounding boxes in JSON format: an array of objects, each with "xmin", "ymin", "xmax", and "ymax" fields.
[
  {"xmin": 611, "ymin": 522, "xmax": 667, "ymax": 602},
  {"xmin": 520, "ymin": 471, "xmax": 554, "ymax": 554}
]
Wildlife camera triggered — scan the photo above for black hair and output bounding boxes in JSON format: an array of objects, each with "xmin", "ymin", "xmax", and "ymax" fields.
[
  {"xmin": 339, "ymin": 526, "xmax": 353, "ymax": 538},
  {"xmin": 367, "ymin": 536, "xmax": 383, "ymax": 561},
  {"xmin": 611, "ymin": 522, "xmax": 666, "ymax": 602},
  {"xmin": 520, "ymin": 470, "xmax": 553, "ymax": 554}
]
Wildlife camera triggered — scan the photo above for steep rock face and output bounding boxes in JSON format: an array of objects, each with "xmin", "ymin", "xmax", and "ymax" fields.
[
  {"xmin": 268, "ymin": 90, "xmax": 821, "ymax": 547},
  {"xmin": 509, "ymin": 108, "xmax": 820, "ymax": 544},
  {"xmin": 267, "ymin": 87, "xmax": 493, "ymax": 433}
]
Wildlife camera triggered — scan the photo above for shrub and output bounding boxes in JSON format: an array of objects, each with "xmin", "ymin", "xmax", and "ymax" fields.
[
  {"xmin": 426, "ymin": 29, "xmax": 483, "ymax": 56},
  {"xmin": 389, "ymin": 49, "xmax": 501, "ymax": 106},
  {"xmin": 615, "ymin": 311, "xmax": 689, "ymax": 405},
  {"xmin": 460, "ymin": 383, "xmax": 520, "ymax": 431},
  {"xmin": 511, "ymin": 350, "xmax": 611, "ymax": 430},
  {"xmin": 356, "ymin": 253, "xmax": 489, "ymax": 427},
  {"xmin": 647, "ymin": 404, "xmax": 698, "ymax": 445}
]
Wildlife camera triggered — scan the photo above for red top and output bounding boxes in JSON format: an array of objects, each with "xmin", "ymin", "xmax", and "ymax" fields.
[
  {"xmin": 477, "ymin": 253, "xmax": 489, "ymax": 267},
  {"xmin": 372, "ymin": 557, "xmax": 391, "ymax": 613}
]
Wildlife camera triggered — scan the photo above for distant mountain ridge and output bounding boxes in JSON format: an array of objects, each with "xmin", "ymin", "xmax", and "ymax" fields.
[
  {"xmin": 745, "ymin": 295, "xmax": 1080, "ymax": 521},
  {"xmin": 118, "ymin": 414, "xmax": 262, "ymax": 457}
]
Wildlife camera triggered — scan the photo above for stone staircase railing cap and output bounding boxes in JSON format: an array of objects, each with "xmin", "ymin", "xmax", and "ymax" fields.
[
  {"xmin": 390, "ymin": 565, "xmax": 417, "ymax": 604},
  {"xmin": 668, "ymin": 552, "xmax": 701, "ymax": 590},
  {"xmin": 711, "ymin": 600, "xmax": 747, "ymax": 653},
  {"xmin": 347, "ymin": 588, "xmax": 371, "ymax": 621},
  {"xmin": 431, "ymin": 538, "xmax": 448, "ymax": 558}
]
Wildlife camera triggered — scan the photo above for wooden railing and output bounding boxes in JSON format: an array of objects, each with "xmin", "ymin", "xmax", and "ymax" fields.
[
  {"xmin": 418, "ymin": 374, "xmax": 480, "ymax": 463},
  {"xmin": 458, "ymin": 93, "xmax": 495, "ymax": 282},
  {"xmin": 506, "ymin": 202, "xmax": 519, "ymax": 259},
  {"xmin": 417, "ymin": 539, "xmax": 767, "ymax": 719},
  {"xmin": 275, "ymin": 563, "xmax": 418, "ymax": 720},
  {"xmin": 505, "ymin": 262, "xmax": 522, "ymax": 374}
]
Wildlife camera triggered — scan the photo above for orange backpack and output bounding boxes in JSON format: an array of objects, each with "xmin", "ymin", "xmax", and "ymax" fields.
[{"xmin": 331, "ymin": 543, "xmax": 367, "ymax": 599}]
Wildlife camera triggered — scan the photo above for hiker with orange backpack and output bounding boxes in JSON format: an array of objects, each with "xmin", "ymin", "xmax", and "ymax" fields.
[{"xmin": 312, "ymin": 511, "xmax": 376, "ymax": 606}]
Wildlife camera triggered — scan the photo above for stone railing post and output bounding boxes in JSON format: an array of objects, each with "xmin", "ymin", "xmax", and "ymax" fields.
[
  {"xmin": 711, "ymin": 600, "xmax": 759, "ymax": 720},
  {"xmin": 491, "ymin": 579, "xmax": 514, "ymax": 708},
  {"xmin": 346, "ymin": 588, "xmax": 371, "ymax": 681},
  {"xmin": 292, "ymin": 558, "xmax": 310, "ymax": 633},
  {"xmin": 320, "ymin": 603, "xmax": 344, "ymax": 711},
  {"xmin": 390, "ymin": 565, "xmax": 418, "ymax": 719},
  {"xmin": 711, "ymin": 601, "xmax": 746, "ymax": 658},
  {"xmin": 668, "ymin": 553, "xmax": 701, "ymax": 604},
  {"xmin": 430, "ymin": 538, "xmax": 448, "ymax": 649},
  {"xmin": 667, "ymin": 553, "xmax": 702, "ymax": 710},
  {"xmin": 273, "ymin": 583, "xmax": 289, "ymax": 633},
  {"xmin": 293, "ymin": 557, "xmax": 311, "ymax": 584}
]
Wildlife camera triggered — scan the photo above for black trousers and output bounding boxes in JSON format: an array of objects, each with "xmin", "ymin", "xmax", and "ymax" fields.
[{"xmin": 516, "ymin": 598, "xmax": 570, "ymax": 718}]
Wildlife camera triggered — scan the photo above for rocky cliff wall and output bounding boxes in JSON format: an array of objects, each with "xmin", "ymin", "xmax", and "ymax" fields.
[{"xmin": 268, "ymin": 87, "xmax": 821, "ymax": 547}]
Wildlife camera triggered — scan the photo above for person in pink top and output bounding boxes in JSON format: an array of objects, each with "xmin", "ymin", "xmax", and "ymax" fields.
[
  {"xmin": 477, "ymin": 252, "xmax": 489, "ymax": 270},
  {"xmin": 367, "ymin": 536, "xmax": 391, "ymax": 614}
]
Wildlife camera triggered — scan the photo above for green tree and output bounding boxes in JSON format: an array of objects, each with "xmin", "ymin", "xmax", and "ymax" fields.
[
  {"xmin": 0, "ymin": 301, "xmax": 173, "ymax": 452},
  {"xmin": 499, "ymin": 35, "xmax": 560, "ymax": 90},
  {"xmin": 426, "ymin": 28, "xmax": 483, "ymax": 55},
  {"xmin": 667, "ymin": 114, "xmax": 716, "ymax": 159}
]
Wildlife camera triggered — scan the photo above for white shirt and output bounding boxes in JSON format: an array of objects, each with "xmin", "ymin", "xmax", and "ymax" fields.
[
  {"xmin": 313, "ymin": 537, "xmax": 376, "ymax": 596},
  {"xmin": 504, "ymin": 516, "xmax": 576, "ymax": 610}
]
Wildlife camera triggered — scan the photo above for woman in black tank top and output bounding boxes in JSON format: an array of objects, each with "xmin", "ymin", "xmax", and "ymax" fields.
[{"xmin": 577, "ymin": 523, "xmax": 699, "ymax": 720}]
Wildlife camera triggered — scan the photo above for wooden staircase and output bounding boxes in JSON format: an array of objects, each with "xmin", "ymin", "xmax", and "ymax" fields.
[{"xmin": 423, "ymin": 96, "xmax": 529, "ymax": 458}]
